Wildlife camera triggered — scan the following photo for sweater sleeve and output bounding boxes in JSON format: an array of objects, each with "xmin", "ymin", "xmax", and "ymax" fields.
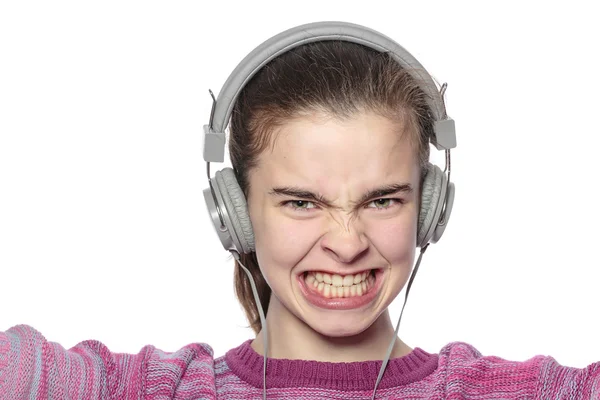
[
  {"xmin": 439, "ymin": 342, "xmax": 600, "ymax": 399},
  {"xmin": 535, "ymin": 357, "xmax": 600, "ymax": 399},
  {"xmin": 0, "ymin": 324, "xmax": 119, "ymax": 398},
  {"xmin": 0, "ymin": 324, "xmax": 217, "ymax": 399}
]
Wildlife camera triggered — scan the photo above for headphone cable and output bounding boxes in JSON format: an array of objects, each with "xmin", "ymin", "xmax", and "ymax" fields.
[{"xmin": 231, "ymin": 244, "xmax": 429, "ymax": 399}]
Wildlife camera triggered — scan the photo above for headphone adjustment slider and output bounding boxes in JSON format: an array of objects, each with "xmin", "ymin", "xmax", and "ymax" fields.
[
  {"xmin": 203, "ymin": 125, "xmax": 226, "ymax": 163},
  {"xmin": 432, "ymin": 119, "xmax": 456, "ymax": 151}
]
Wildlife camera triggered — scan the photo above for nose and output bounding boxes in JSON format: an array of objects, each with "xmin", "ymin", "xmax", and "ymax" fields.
[{"xmin": 320, "ymin": 218, "xmax": 369, "ymax": 264}]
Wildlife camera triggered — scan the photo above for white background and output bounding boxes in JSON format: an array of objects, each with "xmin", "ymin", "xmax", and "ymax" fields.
[{"xmin": 1, "ymin": 1, "xmax": 598, "ymax": 368}]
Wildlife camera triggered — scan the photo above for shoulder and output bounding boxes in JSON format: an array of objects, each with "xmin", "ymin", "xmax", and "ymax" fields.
[
  {"xmin": 1, "ymin": 324, "xmax": 218, "ymax": 399},
  {"xmin": 142, "ymin": 339, "xmax": 217, "ymax": 398},
  {"xmin": 439, "ymin": 341, "xmax": 547, "ymax": 378},
  {"xmin": 437, "ymin": 341, "xmax": 600, "ymax": 399}
]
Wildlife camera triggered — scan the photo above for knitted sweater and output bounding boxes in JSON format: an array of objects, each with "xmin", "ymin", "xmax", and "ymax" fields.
[{"xmin": 1, "ymin": 325, "xmax": 599, "ymax": 399}]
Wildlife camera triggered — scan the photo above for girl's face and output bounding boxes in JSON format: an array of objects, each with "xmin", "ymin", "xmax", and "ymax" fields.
[{"xmin": 247, "ymin": 111, "xmax": 420, "ymax": 337}]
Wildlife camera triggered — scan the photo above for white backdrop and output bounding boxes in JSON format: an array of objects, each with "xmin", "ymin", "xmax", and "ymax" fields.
[{"xmin": 1, "ymin": 1, "xmax": 598, "ymax": 368}]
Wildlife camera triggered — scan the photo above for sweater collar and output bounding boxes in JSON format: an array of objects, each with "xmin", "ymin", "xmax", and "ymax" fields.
[{"xmin": 225, "ymin": 339, "xmax": 439, "ymax": 390}]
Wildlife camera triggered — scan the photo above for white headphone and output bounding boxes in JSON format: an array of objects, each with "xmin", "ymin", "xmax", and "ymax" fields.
[{"xmin": 202, "ymin": 21, "xmax": 456, "ymax": 255}]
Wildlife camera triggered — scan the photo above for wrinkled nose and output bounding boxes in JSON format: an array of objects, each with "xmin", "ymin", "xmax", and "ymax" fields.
[{"xmin": 320, "ymin": 221, "xmax": 369, "ymax": 264}]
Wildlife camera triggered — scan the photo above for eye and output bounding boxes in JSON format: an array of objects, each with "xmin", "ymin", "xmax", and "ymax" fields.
[
  {"xmin": 283, "ymin": 200, "xmax": 317, "ymax": 212},
  {"xmin": 366, "ymin": 198, "xmax": 404, "ymax": 210}
]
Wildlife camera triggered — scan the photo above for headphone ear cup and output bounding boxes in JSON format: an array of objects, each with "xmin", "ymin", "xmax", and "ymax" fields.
[
  {"xmin": 417, "ymin": 163, "xmax": 446, "ymax": 248},
  {"xmin": 214, "ymin": 168, "xmax": 255, "ymax": 253},
  {"xmin": 431, "ymin": 180, "xmax": 454, "ymax": 243}
]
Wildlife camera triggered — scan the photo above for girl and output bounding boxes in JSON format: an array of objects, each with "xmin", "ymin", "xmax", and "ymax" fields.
[{"xmin": 1, "ymin": 21, "xmax": 598, "ymax": 400}]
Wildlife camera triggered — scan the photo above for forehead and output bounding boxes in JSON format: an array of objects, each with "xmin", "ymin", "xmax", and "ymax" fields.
[{"xmin": 261, "ymin": 111, "xmax": 416, "ymax": 169}]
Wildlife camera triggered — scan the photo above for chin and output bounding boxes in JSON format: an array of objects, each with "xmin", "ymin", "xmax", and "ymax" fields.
[{"xmin": 302, "ymin": 311, "xmax": 379, "ymax": 338}]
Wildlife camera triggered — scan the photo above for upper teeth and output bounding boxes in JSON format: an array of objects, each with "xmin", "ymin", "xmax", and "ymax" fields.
[{"xmin": 313, "ymin": 271, "xmax": 370, "ymax": 287}]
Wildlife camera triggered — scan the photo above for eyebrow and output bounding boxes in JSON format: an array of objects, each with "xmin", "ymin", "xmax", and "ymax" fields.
[{"xmin": 268, "ymin": 183, "xmax": 414, "ymax": 208}]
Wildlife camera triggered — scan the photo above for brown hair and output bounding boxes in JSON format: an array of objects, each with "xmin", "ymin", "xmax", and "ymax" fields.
[{"xmin": 229, "ymin": 40, "xmax": 435, "ymax": 334}]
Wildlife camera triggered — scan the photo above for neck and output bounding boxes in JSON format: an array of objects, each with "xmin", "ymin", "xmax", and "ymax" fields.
[{"xmin": 251, "ymin": 296, "xmax": 412, "ymax": 362}]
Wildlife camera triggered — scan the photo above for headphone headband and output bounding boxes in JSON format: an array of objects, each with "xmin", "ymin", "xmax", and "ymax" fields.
[{"xmin": 202, "ymin": 21, "xmax": 456, "ymax": 163}]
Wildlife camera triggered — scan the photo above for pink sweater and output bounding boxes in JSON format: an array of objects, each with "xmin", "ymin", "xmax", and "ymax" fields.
[{"xmin": 1, "ymin": 324, "xmax": 599, "ymax": 399}]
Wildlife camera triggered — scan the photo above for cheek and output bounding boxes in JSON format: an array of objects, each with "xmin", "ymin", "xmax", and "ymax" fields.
[
  {"xmin": 251, "ymin": 209, "xmax": 322, "ymax": 273},
  {"xmin": 365, "ymin": 214, "xmax": 417, "ymax": 262}
]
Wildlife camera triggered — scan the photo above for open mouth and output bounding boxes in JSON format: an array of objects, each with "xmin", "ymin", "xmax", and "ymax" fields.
[
  {"xmin": 297, "ymin": 269, "xmax": 383, "ymax": 310},
  {"xmin": 304, "ymin": 270, "xmax": 375, "ymax": 298}
]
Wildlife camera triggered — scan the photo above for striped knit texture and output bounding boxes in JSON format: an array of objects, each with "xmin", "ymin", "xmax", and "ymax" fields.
[{"xmin": 1, "ymin": 325, "xmax": 599, "ymax": 399}]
